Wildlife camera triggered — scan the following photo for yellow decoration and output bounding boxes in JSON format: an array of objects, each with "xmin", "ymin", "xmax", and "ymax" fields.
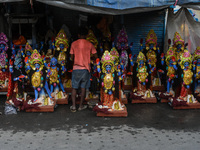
[
  {"xmin": 165, "ymin": 47, "xmax": 177, "ymax": 66},
  {"xmin": 57, "ymin": 91, "xmax": 62, "ymax": 99},
  {"xmin": 145, "ymin": 29, "xmax": 157, "ymax": 49},
  {"xmin": 180, "ymin": 50, "xmax": 193, "ymax": 70},
  {"xmin": 167, "ymin": 66, "xmax": 175, "ymax": 79},
  {"xmin": 183, "ymin": 69, "xmax": 193, "ymax": 85},
  {"xmin": 55, "ymin": 29, "xmax": 69, "ymax": 51},
  {"xmin": 146, "ymin": 50, "xmax": 157, "ymax": 67},
  {"xmin": 114, "ymin": 101, "xmax": 120, "ymax": 110},
  {"xmin": 25, "ymin": 42, "xmax": 33, "ymax": 54},
  {"xmin": 173, "ymin": 32, "xmax": 184, "ymax": 47},
  {"xmin": 86, "ymin": 29, "xmax": 98, "ymax": 49},
  {"xmin": 193, "ymin": 47, "xmax": 200, "ymax": 61},
  {"xmin": 104, "ymin": 73, "xmax": 113, "ymax": 90},
  {"xmin": 44, "ymin": 97, "xmax": 48, "ymax": 105},
  {"xmin": 58, "ymin": 51, "xmax": 66, "ymax": 64},
  {"xmin": 137, "ymin": 66, "xmax": 148, "ymax": 83},
  {"xmin": 147, "ymin": 91, "xmax": 151, "ymax": 98},
  {"xmin": 101, "ymin": 50, "xmax": 115, "ymax": 74},
  {"xmin": 50, "ymin": 68, "xmax": 58, "ymax": 83},
  {"xmin": 112, "ymin": 87, "xmax": 115, "ymax": 91},
  {"xmin": 29, "ymin": 49, "xmax": 44, "ymax": 71},
  {"xmin": 31, "ymin": 72, "xmax": 42, "ymax": 88},
  {"xmin": 110, "ymin": 47, "xmax": 120, "ymax": 71},
  {"xmin": 196, "ymin": 66, "xmax": 200, "ymax": 80},
  {"xmin": 137, "ymin": 52, "xmax": 146, "ymax": 64}
]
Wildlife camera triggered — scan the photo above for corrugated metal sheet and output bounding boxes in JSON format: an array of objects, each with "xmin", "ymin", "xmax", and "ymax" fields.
[{"xmin": 124, "ymin": 10, "xmax": 166, "ymax": 60}]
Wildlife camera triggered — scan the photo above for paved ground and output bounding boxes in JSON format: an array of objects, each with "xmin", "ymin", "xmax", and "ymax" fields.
[{"xmin": 0, "ymin": 95, "xmax": 200, "ymax": 150}]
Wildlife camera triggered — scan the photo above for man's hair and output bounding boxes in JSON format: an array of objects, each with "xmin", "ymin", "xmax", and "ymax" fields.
[{"xmin": 78, "ymin": 26, "xmax": 88, "ymax": 36}]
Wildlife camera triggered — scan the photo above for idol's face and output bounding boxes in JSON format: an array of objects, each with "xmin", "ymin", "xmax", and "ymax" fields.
[
  {"xmin": 35, "ymin": 63, "xmax": 40, "ymax": 70},
  {"xmin": 184, "ymin": 62, "xmax": 189, "ymax": 68},
  {"xmin": 51, "ymin": 57, "xmax": 57, "ymax": 66},
  {"xmin": 197, "ymin": 59, "xmax": 200, "ymax": 64},
  {"xmin": 139, "ymin": 60, "xmax": 144, "ymax": 66},
  {"xmin": 59, "ymin": 44, "xmax": 64, "ymax": 50},
  {"xmin": 106, "ymin": 65, "xmax": 111, "ymax": 72},
  {"xmin": 149, "ymin": 44, "xmax": 154, "ymax": 49},
  {"xmin": 0, "ymin": 44, "xmax": 5, "ymax": 50},
  {"xmin": 177, "ymin": 44, "xmax": 182, "ymax": 50},
  {"xmin": 169, "ymin": 59, "xmax": 173, "ymax": 65},
  {"xmin": 26, "ymin": 51, "xmax": 31, "ymax": 56}
]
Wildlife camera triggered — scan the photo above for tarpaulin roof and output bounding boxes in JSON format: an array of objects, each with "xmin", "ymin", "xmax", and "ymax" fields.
[
  {"xmin": 2, "ymin": 0, "xmax": 200, "ymax": 15},
  {"xmin": 0, "ymin": 0, "xmax": 24, "ymax": 2},
  {"xmin": 37, "ymin": 0, "xmax": 171, "ymax": 15},
  {"xmin": 35, "ymin": 0, "xmax": 200, "ymax": 15}
]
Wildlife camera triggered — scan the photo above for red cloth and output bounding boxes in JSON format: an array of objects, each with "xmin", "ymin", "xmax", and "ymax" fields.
[
  {"xmin": 70, "ymin": 39, "xmax": 97, "ymax": 72},
  {"xmin": 7, "ymin": 72, "xmax": 13, "ymax": 98}
]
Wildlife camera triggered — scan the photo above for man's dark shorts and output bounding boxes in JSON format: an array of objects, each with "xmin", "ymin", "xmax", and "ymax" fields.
[{"xmin": 72, "ymin": 69, "xmax": 90, "ymax": 89}]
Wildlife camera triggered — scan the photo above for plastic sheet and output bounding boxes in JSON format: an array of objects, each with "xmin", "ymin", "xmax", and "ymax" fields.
[
  {"xmin": 36, "ymin": 0, "xmax": 170, "ymax": 15},
  {"xmin": 164, "ymin": 8, "xmax": 200, "ymax": 53},
  {"xmin": 4, "ymin": 103, "xmax": 17, "ymax": 115}
]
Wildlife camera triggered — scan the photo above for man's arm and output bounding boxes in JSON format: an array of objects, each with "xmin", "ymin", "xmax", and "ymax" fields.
[
  {"xmin": 70, "ymin": 54, "xmax": 74, "ymax": 61},
  {"xmin": 91, "ymin": 53, "xmax": 98, "ymax": 60},
  {"xmin": 69, "ymin": 43, "xmax": 74, "ymax": 61}
]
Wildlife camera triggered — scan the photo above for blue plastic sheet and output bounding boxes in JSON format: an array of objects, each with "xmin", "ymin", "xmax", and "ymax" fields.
[
  {"xmin": 37, "ymin": 0, "xmax": 200, "ymax": 15},
  {"xmin": 87, "ymin": 0, "xmax": 175, "ymax": 10}
]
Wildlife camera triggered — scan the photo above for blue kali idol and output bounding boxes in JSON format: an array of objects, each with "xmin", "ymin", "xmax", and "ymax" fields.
[
  {"xmin": 46, "ymin": 57, "xmax": 67, "ymax": 99},
  {"xmin": 26, "ymin": 49, "xmax": 54, "ymax": 106},
  {"xmin": 193, "ymin": 47, "xmax": 200, "ymax": 94},
  {"xmin": 165, "ymin": 47, "xmax": 177, "ymax": 95}
]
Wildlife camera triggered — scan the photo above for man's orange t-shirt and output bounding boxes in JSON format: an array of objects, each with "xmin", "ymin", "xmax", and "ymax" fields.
[{"xmin": 70, "ymin": 39, "xmax": 97, "ymax": 72}]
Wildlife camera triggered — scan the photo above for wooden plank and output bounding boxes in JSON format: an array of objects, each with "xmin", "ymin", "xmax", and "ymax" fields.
[
  {"xmin": 97, "ymin": 107, "xmax": 128, "ymax": 117},
  {"xmin": 161, "ymin": 99, "xmax": 170, "ymax": 103},
  {"xmin": 122, "ymin": 85, "xmax": 132, "ymax": 91},
  {"xmin": 56, "ymin": 94, "xmax": 69, "ymax": 105},
  {"xmin": 26, "ymin": 99, "xmax": 56, "ymax": 112},
  {"xmin": 0, "ymin": 87, "xmax": 8, "ymax": 92},
  {"xmin": 26, "ymin": 105, "xmax": 55, "ymax": 112},
  {"xmin": 132, "ymin": 97, "xmax": 157, "ymax": 103},
  {"xmin": 152, "ymin": 86, "xmax": 165, "ymax": 92},
  {"xmin": 173, "ymin": 103, "xmax": 200, "ymax": 110}
]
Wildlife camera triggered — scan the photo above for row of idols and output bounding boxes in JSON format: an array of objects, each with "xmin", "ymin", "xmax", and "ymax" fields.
[{"xmin": 1, "ymin": 27, "xmax": 199, "ymax": 115}]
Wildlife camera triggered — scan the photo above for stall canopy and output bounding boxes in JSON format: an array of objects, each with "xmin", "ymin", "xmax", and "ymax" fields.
[
  {"xmin": 35, "ymin": 0, "xmax": 200, "ymax": 15},
  {"xmin": 0, "ymin": 0, "xmax": 24, "ymax": 2},
  {"xmin": 2, "ymin": 0, "xmax": 200, "ymax": 15}
]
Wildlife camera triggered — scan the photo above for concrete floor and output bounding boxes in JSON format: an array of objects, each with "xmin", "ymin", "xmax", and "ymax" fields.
[{"xmin": 0, "ymin": 95, "xmax": 200, "ymax": 150}]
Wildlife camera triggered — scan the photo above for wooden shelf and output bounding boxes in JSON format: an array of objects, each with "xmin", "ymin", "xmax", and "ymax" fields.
[
  {"xmin": 132, "ymin": 97, "xmax": 157, "ymax": 103},
  {"xmin": 55, "ymin": 94, "xmax": 69, "ymax": 105},
  {"xmin": 173, "ymin": 102, "xmax": 200, "ymax": 109}
]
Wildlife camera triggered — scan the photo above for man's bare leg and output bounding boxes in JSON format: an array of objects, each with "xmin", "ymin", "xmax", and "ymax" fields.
[
  {"xmin": 79, "ymin": 88, "xmax": 86, "ymax": 109},
  {"xmin": 71, "ymin": 88, "xmax": 77, "ymax": 109}
]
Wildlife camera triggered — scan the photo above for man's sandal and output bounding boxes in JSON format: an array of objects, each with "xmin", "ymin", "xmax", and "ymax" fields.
[
  {"xmin": 70, "ymin": 106, "xmax": 76, "ymax": 112},
  {"xmin": 78, "ymin": 105, "xmax": 87, "ymax": 111}
]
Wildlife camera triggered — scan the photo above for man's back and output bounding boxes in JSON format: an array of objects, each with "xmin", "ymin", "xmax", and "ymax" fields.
[{"xmin": 70, "ymin": 39, "xmax": 96, "ymax": 71}]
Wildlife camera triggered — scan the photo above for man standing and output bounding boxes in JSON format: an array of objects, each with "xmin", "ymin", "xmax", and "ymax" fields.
[{"xmin": 70, "ymin": 27, "xmax": 97, "ymax": 112}]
